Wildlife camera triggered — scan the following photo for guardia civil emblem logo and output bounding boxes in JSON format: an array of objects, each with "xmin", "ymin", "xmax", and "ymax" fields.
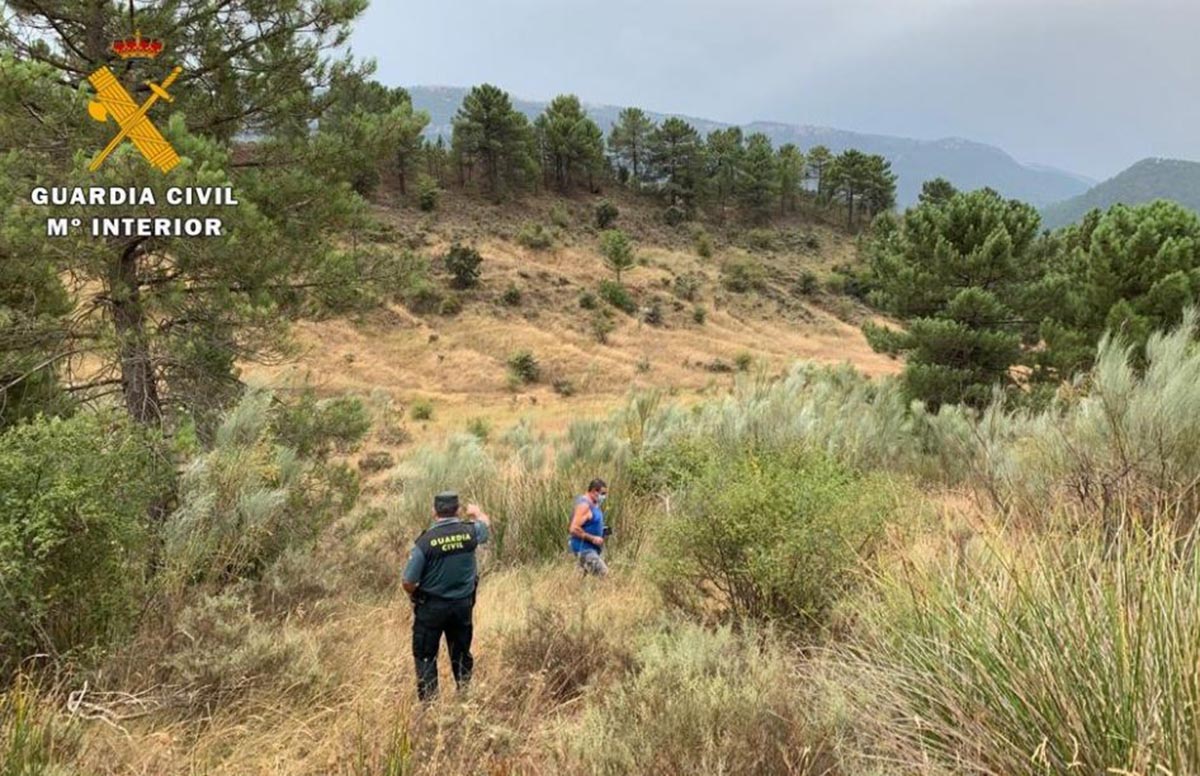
[{"xmin": 86, "ymin": 31, "xmax": 182, "ymax": 174}]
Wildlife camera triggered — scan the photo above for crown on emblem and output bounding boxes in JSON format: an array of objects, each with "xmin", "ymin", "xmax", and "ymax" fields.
[{"xmin": 111, "ymin": 31, "xmax": 163, "ymax": 59}]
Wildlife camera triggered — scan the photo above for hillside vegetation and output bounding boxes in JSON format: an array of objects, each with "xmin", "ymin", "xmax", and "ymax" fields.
[
  {"xmin": 6, "ymin": 4, "xmax": 1200, "ymax": 776},
  {"xmin": 1042, "ymin": 156, "xmax": 1200, "ymax": 228}
]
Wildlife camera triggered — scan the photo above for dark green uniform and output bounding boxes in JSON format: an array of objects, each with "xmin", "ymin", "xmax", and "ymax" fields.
[{"xmin": 403, "ymin": 516, "xmax": 489, "ymax": 700}]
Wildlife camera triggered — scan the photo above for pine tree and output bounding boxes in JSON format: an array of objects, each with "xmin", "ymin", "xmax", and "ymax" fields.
[
  {"xmin": 534, "ymin": 94, "xmax": 605, "ymax": 192},
  {"xmin": 599, "ymin": 230, "xmax": 636, "ymax": 283},
  {"xmin": 738, "ymin": 133, "xmax": 778, "ymax": 224},
  {"xmin": 862, "ymin": 154, "xmax": 898, "ymax": 220},
  {"xmin": 0, "ymin": 1, "xmax": 369, "ymax": 430},
  {"xmin": 826, "ymin": 149, "xmax": 872, "ymax": 228},
  {"xmin": 648, "ymin": 118, "xmax": 705, "ymax": 214},
  {"xmin": 862, "ymin": 188, "xmax": 1046, "ymax": 408},
  {"xmin": 806, "ymin": 145, "xmax": 833, "ymax": 201},
  {"xmin": 608, "ymin": 107, "xmax": 655, "ymax": 183},
  {"xmin": 451, "ymin": 84, "xmax": 539, "ymax": 201},
  {"xmin": 919, "ymin": 177, "xmax": 958, "ymax": 207},
  {"xmin": 706, "ymin": 127, "xmax": 744, "ymax": 216},
  {"xmin": 776, "ymin": 143, "xmax": 805, "ymax": 214}
]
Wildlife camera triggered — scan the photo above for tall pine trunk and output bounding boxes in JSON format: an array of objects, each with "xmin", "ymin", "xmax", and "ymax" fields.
[{"xmin": 109, "ymin": 240, "xmax": 163, "ymax": 426}]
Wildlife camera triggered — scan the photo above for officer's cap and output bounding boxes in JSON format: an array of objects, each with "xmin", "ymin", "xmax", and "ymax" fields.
[{"xmin": 434, "ymin": 491, "xmax": 460, "ymax": 515}]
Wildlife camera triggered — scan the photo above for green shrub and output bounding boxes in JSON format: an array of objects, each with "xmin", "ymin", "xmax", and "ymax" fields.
[
  {"xmin": 401, "ymin": 279, "xmax": 443, "ymax": 314},
  {"xmin": 672, "ymin": 272, "xmax": 701, "ymax": 301},
  {"xmin": 745, "ymin": 228, "xmax": 778, "ymax": 252},
  {"xmin": 599, "ymin": 229, "xmax": 636, "ymax": 282},
  {"xmin": 507, "ymin": 350, "xmax": 540, "ymax": 384},
  {"xmin": 578, "ymin": 290, "xmax": 598, "ymax": 310},
  {"xmin": 734, "ymin": 351, "xmax": 753, "ymax": 371},
  {"xmin": 692, "ymin": 305, "xmax": 707, "ymax": 325},
  {"xmin": 505, "ymin": 607, "xmax": 632, "ymax": 703},
  {"xmin": 501, "ymin": 284, "xmax": 522, "ymax": 306},
  {"xmin": 438, "ymin": 294, "xmax": 462, "ymax": 316},
  {"xmin": 272, "ymin": 389, "xmax": 371, "ymax": 460},
  {"xmin": 0, "ymin": 413, "xmax": 172, "ymax": 671},
  {"xmin": 443, "ymin": 242, "xmax": 483, "ymax": 289},
  {"xmin": 862, "ymin": 534, "xmax": 1200, "ymax": 774},
  {"xmin": 466, "ymin": 417, "xmax": 491, "ymax": 442},
  {"xmin": 720, "ymin": 254, "xmax": 766, "ymax": 292},
  {"xmin": 410, "ymin": 399, "xmax": 434, "ymax": 421},
  {"xmin": 794, "ymin": 269, "xmax": 819, "ymax": 296},
  {"xmin": 663, "ymin": 205, "xmax": 686, "ymax": 226},
  {"xmin": 416, "ymin": 174, "xmax": 440, "ymax": 211},
  {"xmin": 653, "ymin": 446, "xmax": 890, "ymax": 632},
  {"xmin": 357, "ymin": 451, "xmax": 395, "ymax": 473},
  {"xmin": 694, "ymin": 229, "xmax": 714, "ymax": 259},
  {"xmin": 517, "ymin": 223, "xmax": 554, "ymax": 250},
  {"xmin": 552, "ymin": 378, "xmax": 576, "ymax": 397},
  {"xmin": 590, "ymin": 310, "xmax": 615, "ymax": 344},
  {"xmin": 549, "ymin": 203, "xmax": 571, "ymax": 229},
  {"xmin": 594, "ymin": 199, "xmax": 619, "ymax": 228},
  {"xmin": 598, "ymin": 279, "xmax": 637, "ymax": 314}
]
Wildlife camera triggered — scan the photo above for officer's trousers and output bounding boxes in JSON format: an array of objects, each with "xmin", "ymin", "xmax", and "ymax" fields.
[{"xmin": 412, "ymin": 594, "xmax": 475, "ymax": 701}]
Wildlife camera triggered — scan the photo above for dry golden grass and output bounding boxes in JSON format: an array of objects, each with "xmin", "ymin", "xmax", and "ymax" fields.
[{"xmin": 242, "ymin": 192, "xmax": 899, "ymax": 449}]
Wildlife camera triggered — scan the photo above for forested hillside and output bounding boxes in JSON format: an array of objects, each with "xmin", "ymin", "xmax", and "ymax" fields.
[
  {"xmin": 1042, "ymin": 156, "xmax": 1200, "ymax": 228},
  {"xmin": 410, "ymin": 85, "xmax": 1092, "ymax": 207}
]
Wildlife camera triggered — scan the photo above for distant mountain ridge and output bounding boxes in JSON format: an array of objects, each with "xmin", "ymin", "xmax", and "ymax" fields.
[
  {"xmin": 1041, "ymin": 158, "xmax": 1200, "ymax": 229},
  {"xmin": 407, "ymin": 85, "xmax": 1094, "ymax": 208}
]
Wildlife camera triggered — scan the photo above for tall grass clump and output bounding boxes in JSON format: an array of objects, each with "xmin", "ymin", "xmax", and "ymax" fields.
[
  {"xmin": 859, "ymin": 530, "xmax": 1200, "ymax": 774},
  {"xmin": 165, "ymin": 391, "xmax": 362, "ymax": 591},
  {"xmin": 930, "ymin": 313, "xmax": 1200, "ymax": 533},
  {"xmin": 570, "ymin": 622, "xmax": 837, "ymax": 776},
  {"xmin": 0, "ymin": 677, "xmax": 78, "ymax": 776}
]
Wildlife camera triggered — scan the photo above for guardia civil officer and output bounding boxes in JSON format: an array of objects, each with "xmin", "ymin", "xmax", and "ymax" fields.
[{"xmin": 401, "ymin": 492, "xmax": 491, "ymax": 701}]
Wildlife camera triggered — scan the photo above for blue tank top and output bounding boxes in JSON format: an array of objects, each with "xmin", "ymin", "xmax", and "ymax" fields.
[{"xmin": 568, "ymin": 495, "xmax": 604, "ymax": 554}]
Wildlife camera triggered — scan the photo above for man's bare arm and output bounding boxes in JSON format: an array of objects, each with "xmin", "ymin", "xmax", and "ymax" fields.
[
  {"xmin": 569, "ymin": 502, "xmax": 602, "ymax": 546},
  {"xmin": 402, "ymin": 580, "xmax": 418, "ymax": 594},
  {"xmin": 466, "ymin": 503, "xmax": 491, "ymax": 526}
]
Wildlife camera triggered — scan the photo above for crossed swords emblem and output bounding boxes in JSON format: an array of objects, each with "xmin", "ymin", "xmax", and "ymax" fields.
[{"xmin": 86, "ymin": 65, "xmax": 183, "ymax": 173}]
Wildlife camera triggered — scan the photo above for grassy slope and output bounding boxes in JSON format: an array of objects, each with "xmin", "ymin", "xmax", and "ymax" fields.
[{"xmin": 243, "ymin": 188, "xmax": 899, "ymax": 448}]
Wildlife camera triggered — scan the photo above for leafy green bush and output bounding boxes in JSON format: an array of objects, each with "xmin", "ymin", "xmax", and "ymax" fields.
[
  {"xmin": 598, "ymin": 279, "xmax": 637, "ymax": 314},
  {"xmin": 694, "ymin": 228, "xmax": 714, "ymax": 259},
  {"xmin": 578, "ymin": 290, "xmax": 598, "ymax": 310},
  {"xmin": 672, "ymin": 272, "xmax": 701, "ymax": 301},
  {"xmin": 692, "ymin": 305, "xmax": 707, "ymax": 324},
  {"xmin": 552, "ymin": 378, "xmax": 576, "ymax": 397},
  {"xmin": 594, "ymin": 199, "xmax": 619, "ymax": 228},
  {"xmin": 443, "ymin": 242, "xmax": 482, "ymax": 289},
  {"xmin": 466, "ymin": 417, "xmax": 491, "ymax": 442},
  {"xmin": 734, "ymin": 351, "xmax": 753, "ymax": 371},
  {"xmin": 720, "ymin": 254, "xmax": 766, "ymax": 292},
  {"xmin": 517, "ymin": 223, "xmax": 554, "ymax": 250},
  {"xmin": 599, "ymin": 229, "xmax": 636, "ymax": 282},
  {"xmin": 0, "ymin": 413, "xmax": 172, "ymax": 671},
  {"xmin": 501, "ymin": 284, "xmax": 522, "ymax": 306},
  {"xmin": 662, "ymin": 205, "xmax": 686, "ymax": 226},
  {"xmin": 507, "ymin": 350, "xmax": 540, "ymax": 383},
  {"xmin": 745, "ymin": 228, "xmax": 778, "ymax": 252},
  {"xmin": 590, "ymin": 310, "xmax": 615, "ymax": 343},
  {"xmin": 415, "ymin": 174, "xmax": 440, "ymax": 211},
  {"xmin": 271, "ymin": 389, "xmax": 370, "ymax": 461},
  {"xmin": 410, "ymin": 399, "xmax": 434, "ymax": 421},
  {"xmin": 653, "ymin": 446, "xmax": 890, "ymax": 632},
  {"xmin": 549, "ymin": 203, "xmax": 571, "ymax": 229},
  {"xmin": 438, "ymin": 294, "xmax": 462, "ymax": 316},
  {"xmin": 794, "ymin": 269, "xmax": 819, "ymax": 296}
]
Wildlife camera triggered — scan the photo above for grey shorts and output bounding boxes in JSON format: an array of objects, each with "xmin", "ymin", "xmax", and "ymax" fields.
[{"xmin": 576, "ymin": 550, "xmax": 609, "ymax": 577}]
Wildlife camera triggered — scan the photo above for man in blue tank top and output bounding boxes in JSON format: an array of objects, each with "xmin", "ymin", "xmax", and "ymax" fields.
[
  {"xmin": 402, "ymin": 491, "xmax": 491, "ymax": 701},
  {"xmin": 568, "ymin": 478, "xmax": 609, "ymax": 577}
]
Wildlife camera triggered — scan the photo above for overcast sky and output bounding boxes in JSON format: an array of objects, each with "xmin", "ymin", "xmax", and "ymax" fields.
[{"xmin": 350, "ymin": 0, "xmax": 1200, "ymax": 180}]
